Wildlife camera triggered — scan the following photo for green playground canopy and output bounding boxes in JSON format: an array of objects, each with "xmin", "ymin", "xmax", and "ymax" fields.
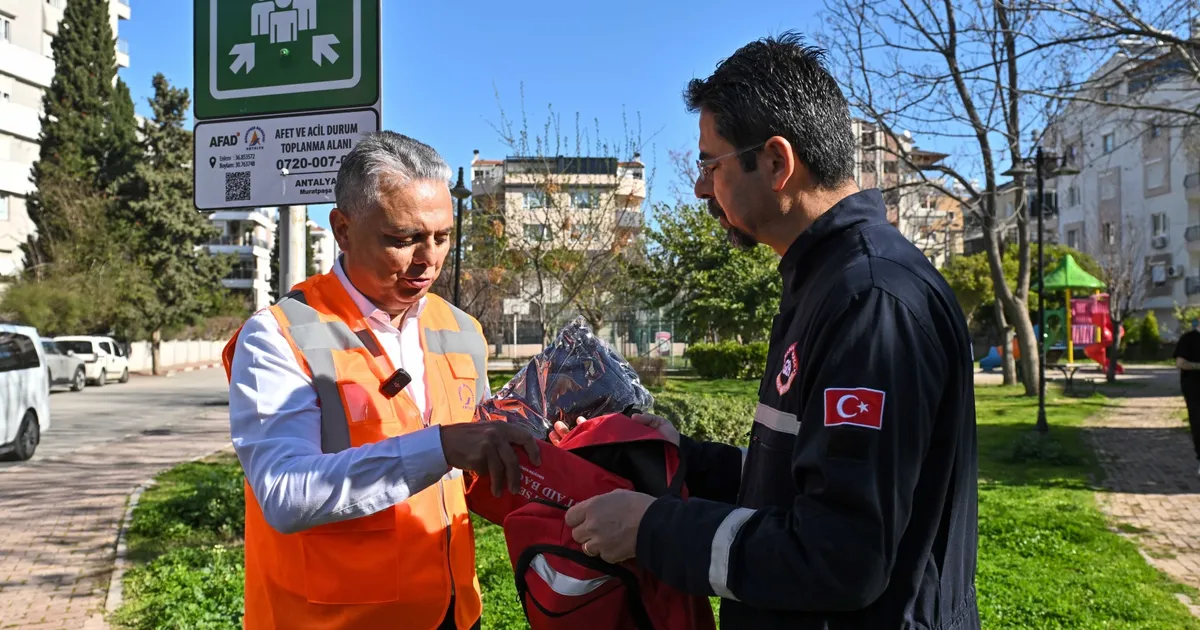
[{"xmin": 1038, "ymin": 254, "xmax": 1106, "ymax": 292}]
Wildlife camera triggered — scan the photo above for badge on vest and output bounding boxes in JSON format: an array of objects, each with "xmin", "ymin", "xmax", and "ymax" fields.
[
  {"xmin": 380, "ymin": 368, "xmax": 412, "ymax": 399},
  {"xmin": 458, "ymin": 382, "xmax": 475, "ymax": 409},
  {"xmin": 776, "ymin": 342, "xmax": 798, "ymax": 395}
]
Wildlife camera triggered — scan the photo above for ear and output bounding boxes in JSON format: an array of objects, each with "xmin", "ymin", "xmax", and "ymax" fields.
[
  {"xmin": 762, "ymin": 136, "xmax": 797, "ymax": 192},
  {"xmin": 330, "ymin": 207, "xmax": 351, "ymax": 252}
]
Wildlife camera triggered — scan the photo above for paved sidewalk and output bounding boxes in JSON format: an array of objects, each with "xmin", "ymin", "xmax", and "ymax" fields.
[
  {"xmin": 1084, "ymin": 369, "xmax": 1200, "ymax": 611},
  {"xmin": 0, "ymin": 409, "xmax": 231, "ymax": 630}
]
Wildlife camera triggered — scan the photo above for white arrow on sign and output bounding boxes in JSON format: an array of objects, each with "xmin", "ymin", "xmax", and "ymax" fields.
[
  {"xmin": 312, "ymin": 34, "xmax": 340, "ymax": 65},
  {"xmin": 229, "ymin": 43, "xmax": 255, "ymax": 74}
]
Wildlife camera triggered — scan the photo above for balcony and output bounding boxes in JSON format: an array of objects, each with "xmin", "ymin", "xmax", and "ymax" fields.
[
  {"xmin": 0, "ymin": 42, "xmax": 54, "ymax": 89},
  {"xmin": 0, "ymin": 160, "xmax": 34, "ymax": 197},
  {"xmin": 1187, "ymin": 276, "xmax": 1200, "ymax": 296},
  {"xmin": 206, "ymin": 235, "xmax": 271, "ymax": 258},
  {"xmin": 112, "ymin": 0, "xmax": 131, "ymax": 20},
  {"xmin": 116, "ymin": 40, "xmax": 129, "ymax": 68},
  {"xmin": 616, "ymin": 209, "xmax": 643, "ymax": 229},
  {"xmin": 208, "ymin": 208, "xmax": 274, "ymax": 228},
  {"xmin": 1186, "ymin": 173, "xmax": 1200, "ymax": 200},
  {"xmin": 1188, "ymin": 225, "xmax": 1200, "ymax": 251},
  {"xmin": 0, "ymin": 101, "xmax": 41, "ymax": 142}
]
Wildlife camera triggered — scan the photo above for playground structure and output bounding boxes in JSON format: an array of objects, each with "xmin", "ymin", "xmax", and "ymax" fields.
[{"xmin": 979, "ymin": 255, "xmax": 1124, "ymax": 382}]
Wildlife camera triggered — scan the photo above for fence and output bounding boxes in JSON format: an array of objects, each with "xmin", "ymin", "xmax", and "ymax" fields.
[{"xmin": 126, "ymin": 339, "xmax": 226, "ymax": 373}]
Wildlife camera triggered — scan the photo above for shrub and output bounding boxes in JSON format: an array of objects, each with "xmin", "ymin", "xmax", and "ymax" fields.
[
  {"xmin": 685, "ymin": 341, "xmax": 769, "ymax": 380},
  {"xmin": 1140, "ymin": 311, "xmax": 1161, "ymax": 360},
  {"xmin": 111, "ymin": 545, "xmax": 245, "ymax": 630},
  {"xmin": 628, "ymin": 356, "xmax": 667, "ymax": 388},
  {"xmin": 652, "ymin": 392, "xmax": 755, "ymax": 447},
  {"xmin": 1119, "ymin": 315, "xmax": 1140, "ymax": 352}
]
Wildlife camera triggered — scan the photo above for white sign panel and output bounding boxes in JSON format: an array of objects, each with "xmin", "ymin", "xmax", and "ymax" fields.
[{"xmin": 193, "ymin": 108, "xmax": 378, "ymax": 210}]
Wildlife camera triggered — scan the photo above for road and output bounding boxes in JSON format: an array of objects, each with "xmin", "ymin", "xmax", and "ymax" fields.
[{"xmin": 3, "ymin": 369, "xmax": 229, "ymax": 469}]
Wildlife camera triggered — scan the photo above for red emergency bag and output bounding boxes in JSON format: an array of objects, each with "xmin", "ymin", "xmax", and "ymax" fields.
[{"xmin": 465, "ymin": 413, "xmax": 717, "ymax": 630}]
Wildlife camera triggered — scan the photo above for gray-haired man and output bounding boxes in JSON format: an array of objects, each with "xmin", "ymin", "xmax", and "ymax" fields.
[{"xmin": 226, "ymin": 131, "xmax": 539, "ymax": 630}]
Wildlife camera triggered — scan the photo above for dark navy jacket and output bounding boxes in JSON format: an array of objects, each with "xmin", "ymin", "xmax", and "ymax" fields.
[{"xmin": 636, "ymin": 189, "xmax": 980, "ymax": 629}]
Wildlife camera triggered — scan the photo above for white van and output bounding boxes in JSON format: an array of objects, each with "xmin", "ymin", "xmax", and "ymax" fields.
[
  {"xmin": 0, "ymin": 323, "xmax": 49, "ymax": 460},
  {"xmin": 53, "ymin": 335, "xmax": 130, "ymax": 386}
]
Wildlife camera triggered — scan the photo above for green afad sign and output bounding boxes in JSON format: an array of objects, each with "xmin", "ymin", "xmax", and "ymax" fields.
[{"xmin": 194, "ymin": 0, "xmax": 380, "ymax": 120}]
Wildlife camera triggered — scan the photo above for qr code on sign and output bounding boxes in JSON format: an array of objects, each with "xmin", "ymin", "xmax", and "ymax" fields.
[{"xmin": 225, "ymin": 171, "xmax": 251, "ymax": 202}]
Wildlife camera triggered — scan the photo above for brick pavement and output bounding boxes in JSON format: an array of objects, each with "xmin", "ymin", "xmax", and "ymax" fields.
[
  {"xmin": 0, "ymin": 409, "xmax": 231, "ymax": 630},
  {"xmin": 1084, "ymin": 369, "xmax": 1200, "ymax": 613}
]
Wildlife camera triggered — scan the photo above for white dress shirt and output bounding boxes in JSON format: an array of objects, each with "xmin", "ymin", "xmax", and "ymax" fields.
[{"xmin": 228, "ymin": 257, "xmax": 462, "ymax": 535}]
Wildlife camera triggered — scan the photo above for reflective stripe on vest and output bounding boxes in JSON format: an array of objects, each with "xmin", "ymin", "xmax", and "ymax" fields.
[
  {"xmin": 274, "ymin": 292, "xmax": 489, "ymax": 455},
  {"xmin": 275, "ymin": 292, "xmax": 356, "ymax": 454},
  {"xmin": 426, "ymin": 303, "xmax": 488, "ymax": 403}
]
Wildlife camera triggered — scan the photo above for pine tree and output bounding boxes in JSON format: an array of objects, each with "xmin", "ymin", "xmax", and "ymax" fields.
[
  {"xmin": 122, "ymin": 74, "xmax": 231, "ymax": 375},
  {"xmin": 106, "ymin": 78, "xmax": 142, "ymax": 191},
  {"xmin": 25, "ymin": 0, "xmax": 122, "ymax": 268}
]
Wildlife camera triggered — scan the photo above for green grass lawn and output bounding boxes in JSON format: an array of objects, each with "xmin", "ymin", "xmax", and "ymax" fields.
[{"xmin": 112, "ymin": 378, "xmax": 1200, "ymax": 629}]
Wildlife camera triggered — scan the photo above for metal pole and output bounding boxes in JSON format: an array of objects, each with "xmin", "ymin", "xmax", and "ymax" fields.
[
  {"xmin": 453, "ymin": 167, "xmax": 465, "ymax": 307},
  {"xmin": 1036, "ymin": 147, "xmax": 1048, "ymax": 433}
]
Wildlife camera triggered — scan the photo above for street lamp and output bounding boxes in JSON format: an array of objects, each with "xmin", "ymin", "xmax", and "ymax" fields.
[
  {"xmin": 1002, "ymin": 147, "xmax": 1079, "ymax": 433},
  {"xmin": 449, "ymin": 167, "xmax": 472, "ymax": 308}
]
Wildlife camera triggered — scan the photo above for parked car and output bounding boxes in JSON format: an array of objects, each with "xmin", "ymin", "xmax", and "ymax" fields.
[
  {"xmin": 40, "ymin": 339, "xmax": 86, "ymax": 392},
  {"xmin": 53, "ymin": 335, "xmax": 131, "ymax": 386},
  {"xmin": 0, "ymin": 322, "xmax": 50, "ymax": 460}
]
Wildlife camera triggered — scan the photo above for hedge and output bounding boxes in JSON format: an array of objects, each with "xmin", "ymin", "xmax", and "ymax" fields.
[{"xmin": 684, "ymin": 341, "xmax": 769, "ymax": 380}]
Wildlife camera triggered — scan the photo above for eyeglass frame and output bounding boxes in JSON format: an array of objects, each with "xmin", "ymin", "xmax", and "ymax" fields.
[{"xmin": 695, "ymin": 141, "xmax": 767, "ymax": 182}]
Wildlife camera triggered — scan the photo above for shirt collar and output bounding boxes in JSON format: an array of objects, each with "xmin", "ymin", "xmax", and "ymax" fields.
[
  {"xmin": 777, "ymin": 188, "xmax": 889, "ymax": 288},
  {"xmin": 332, "ymin": 254, "xmax": 426, "ymax": 325}
]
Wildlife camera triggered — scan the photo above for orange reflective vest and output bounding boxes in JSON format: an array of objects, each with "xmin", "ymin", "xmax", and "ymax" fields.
[{"xmin": 221, "ymin": 271, "xmax": 489, "ymax": 630}]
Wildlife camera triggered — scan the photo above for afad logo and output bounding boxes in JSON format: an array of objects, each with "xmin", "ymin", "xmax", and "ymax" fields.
[{"xmin": 244, "ymin": 126, "xmax": 266, "ymax": 150}]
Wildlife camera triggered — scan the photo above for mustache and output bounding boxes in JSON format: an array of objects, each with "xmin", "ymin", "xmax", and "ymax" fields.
[{"xmin": 707, "ymin": 198, "xmax": 725, "ymax": 220}]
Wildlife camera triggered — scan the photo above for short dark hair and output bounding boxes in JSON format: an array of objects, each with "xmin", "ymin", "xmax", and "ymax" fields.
[{"xmin": 685, "ymin": 31, "xmax": 855, "ymax": 189}]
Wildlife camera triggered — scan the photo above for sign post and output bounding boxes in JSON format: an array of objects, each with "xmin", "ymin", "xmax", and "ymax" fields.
[{"xmin": 193, "ymin": 0, "xmax": 381, "ymax": 210}]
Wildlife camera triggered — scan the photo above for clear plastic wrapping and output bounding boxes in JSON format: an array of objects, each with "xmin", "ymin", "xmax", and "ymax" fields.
[{"xmin": 475, "ymin": 317, "xmax": 655, "ymax": 440}]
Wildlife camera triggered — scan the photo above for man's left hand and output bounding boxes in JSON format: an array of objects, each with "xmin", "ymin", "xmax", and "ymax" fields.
[{"xmin": 565, "ymin": 490, "xmax": 656, "ymax": 563}]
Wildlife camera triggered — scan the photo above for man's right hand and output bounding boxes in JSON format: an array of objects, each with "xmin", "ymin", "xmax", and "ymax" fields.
[
  {"xmin": 550, "ymin": 412, "xmax": 680, "ymax": 447},
  {"xmin": 440, "ymin": 422, "xmax": 541, "ymax": 497}
]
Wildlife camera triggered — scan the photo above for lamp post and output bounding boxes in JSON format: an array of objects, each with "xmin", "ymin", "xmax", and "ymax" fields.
[
  {"xmin": 449, "ymin": 167, "xmax": 472, "ymax": 308},
  {"xmin": 1002, "ymin": 147, "xmax": 1079, "ymax": 433}
]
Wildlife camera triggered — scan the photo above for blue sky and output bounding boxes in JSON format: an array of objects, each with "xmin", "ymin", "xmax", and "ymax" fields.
[{"xmin": 117, "ymin": 1, "xmax": 824, "ymax": 230}]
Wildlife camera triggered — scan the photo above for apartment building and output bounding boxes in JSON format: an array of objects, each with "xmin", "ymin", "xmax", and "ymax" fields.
[
  {"xmin": 308, "ymin": 220, "xmax": 337, "ymax": 275},
  {"xmin": 1046, "ymin": 38, "xmax": 1200, "ymax": 335},
  {"xmin": 205, "ymin": 207, "xmax": 276, "ymax": 311},
  {"xmin": 470, "ymin": 151, "xmax": 646, "ymax": 250},
  {"xmin": 961, "ymin": 178, "xmax": 1060, "ymax": 257},
  {"xmin": 0, "ymin": 0, "xmax": 130, "ymax": 278},
  {"xmin": 851, "ymin": 119, "xmax": 963, "ymax": 266}
]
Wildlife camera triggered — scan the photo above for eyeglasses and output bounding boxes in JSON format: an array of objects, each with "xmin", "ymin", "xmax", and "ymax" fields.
[{"xmin": 695, "ymin": 141, "xmax": 766, "ymax": 182}]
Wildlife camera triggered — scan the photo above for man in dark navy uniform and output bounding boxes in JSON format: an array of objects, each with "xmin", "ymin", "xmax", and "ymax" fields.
[{"xmin": 562, "ymin": 32, "xmax": 980, "ymax": 629}]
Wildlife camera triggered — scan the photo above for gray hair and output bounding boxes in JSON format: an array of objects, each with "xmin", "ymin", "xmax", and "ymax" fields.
[{"xmin": 335, "ymin": 131, "xmax": 452, "ymax": 217}]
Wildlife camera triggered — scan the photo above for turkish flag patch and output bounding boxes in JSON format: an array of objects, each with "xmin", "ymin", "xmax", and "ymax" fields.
[{"xmin": 823, "ymin": 388, "xmax": 886, "ymax": 430}]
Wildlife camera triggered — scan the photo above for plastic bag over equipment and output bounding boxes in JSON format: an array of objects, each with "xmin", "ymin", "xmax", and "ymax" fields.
[{"xmin": 474, "ymin": 317, "xmax": 655, "ymax": 440}]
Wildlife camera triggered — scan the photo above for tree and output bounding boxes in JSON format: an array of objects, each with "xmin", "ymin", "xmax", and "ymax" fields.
[
  {"xmin": 639, "ymin": 200, "xmax": 781, "ymax": 343},
  {"xmin": 1095, "ymin": 218, "xmax": 1149, "ymax": 382},
  {"xmin": 482, "ymin": 91, "xmax": 653, "ymax": 341},
  {"xmin": 121, "ymin": 74, "xmax": 231, "ymax": 375},
  {"xmin": 820, "ymin": 0, "xmax": 1055, "ymax": 396},
  {"xmin": 25, "ymin": 0, "xmax": 126, "ymax": 270},
  {"xmin": 268, "ymin": 223, "xmax": 280, "ymax": 302}
]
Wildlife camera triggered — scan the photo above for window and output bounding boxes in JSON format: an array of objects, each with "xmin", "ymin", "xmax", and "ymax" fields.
[
  {"xmin": 1067, "ymin": 184, "xmax": 1080, "ymax": 207},
  {"xmin": 473, "ymin": 169, "xmax": 483, "ymax": 180},
  {"xmin": 1150, "ymin": 122, "xmax": 1161, "ymax": 138},
  {"xmin": 523, "ymin": 191, "xmax": 545, "ymax": 209},
  {"xmin": 0, "ymin": 332, "xmax": 40, "ymax": 372},
  {"xmin": 570, "ymin": 189, "xmax": 599, "ymax": 209},
  {"xmin": 1067, "ymin": 229, "xmax": 1079, "ymax": 249},
  {"xmin": 1151, "ymin": 263, "xmax": 1166, "ymax": 284},
  {"xmin": 1145, "ymin": 158, "xmax": 1166, "ymax": 190},
  {"xmin": 1102, "ymin": 89, "xmax": 1112, "ymax": 102},
  {"xmin": 1102, "ymin": 133, "xmax": 1114, "ymax": 154},
  {"xmin": 0, "ymin": 195, "xmax": 9, "ymax": 222},
  {"xmin": 99, "ymin": 341, "xmax": 114, "ymax": 355},
  {"xmin": 1005, "ymin": 201, "xmax": 1014, "ymax": 218},
  {"xmin": 1100, "ymin": 173, "xmax": 1117, "ymax": 200},
  {"xmin": 41, "ymin": 340, "xmax": 60, "ymax": 356},
  {"xmin": 1066, "ymin": 144, "xmax": 1077, "ymax": 162},
  {"xmin": 1103, "ymin": 222, "xmax": 1116, "ymax": 245},
  {"xmin": 0, "ymin": 16, "xmax": 11, "ymax": 44},
  {"xmin": 1151, "ymin": 212, "xmax": 1168, "ymax": 237},
  {"xmin": 523, "ymin": 223, "xmax": 549, "ymax": 241}
]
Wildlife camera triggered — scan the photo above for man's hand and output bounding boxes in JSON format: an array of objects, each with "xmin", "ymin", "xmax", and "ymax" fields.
[
  {"xmin": 550, "ymin": 412, "xmax": 681, "ymax": 446},
  {"xmin": 565, "ymin": 489, "xmax": 656, "ymax": 563},
  {"xmin": 440, "ymin": 422, "xmax": 541, "ymax": 497}
]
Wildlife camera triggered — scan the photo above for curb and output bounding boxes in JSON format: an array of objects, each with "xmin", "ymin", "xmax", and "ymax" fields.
[
  {"xmin": 131, "ymin": 362, "xmax": 222, "ymax": 378},
  {"xmin": 97, "ymin": 444, "xmax": 236, "ymax": 628}
]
